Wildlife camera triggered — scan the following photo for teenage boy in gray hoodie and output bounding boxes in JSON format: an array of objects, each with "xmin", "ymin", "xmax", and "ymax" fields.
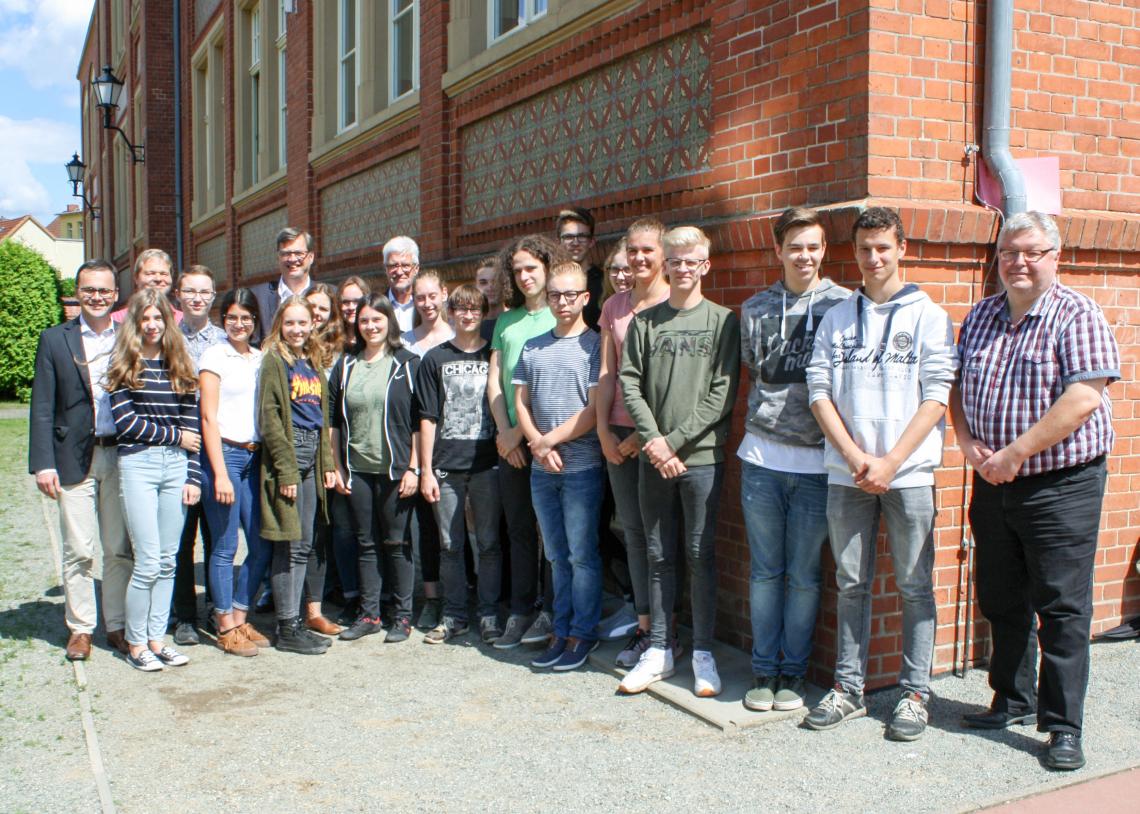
[
  {"xmin": 803, "ymin": 206, "xmax": 955, "ymax": 741},
  {"xmin": 738, "ymin": 207, "xmax": 850, "ymax": 714}
]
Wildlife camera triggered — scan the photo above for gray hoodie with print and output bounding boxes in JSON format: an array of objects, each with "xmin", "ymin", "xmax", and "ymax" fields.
[{"xmin": 740, "ymin": 278, "xmax": 850, "ymax": 447}]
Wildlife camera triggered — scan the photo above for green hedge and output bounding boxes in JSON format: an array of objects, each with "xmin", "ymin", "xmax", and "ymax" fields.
[{"xmin": 0, "ymin": 241, "xmax": 61, "ymax": 401}]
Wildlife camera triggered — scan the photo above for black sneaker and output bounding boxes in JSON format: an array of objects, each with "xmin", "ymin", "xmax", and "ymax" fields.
[
  {"xmin": 385, "ymin": 617, "xmax": 412, "ymax": 643},
  {"xmin": 336, "ymin": 597, "xmax": 362, "ymax": 627},
  {"xmin": 173, "ymin": 621, "xmax": 200, "ymax": 646},
  {"xmin": 886, "ymin": 691, "xmax": 929, "ymax": 741},
  {"xmin": 339, "ymin": 615, "xmax": 384, "ymax": 641},
  {"xmin": 275, "ymin": 619, "xmax": 328, "ymax": 655},
  {"xmin": 804, "ymin": 685, "xmax": 866, "ymax": 730}
]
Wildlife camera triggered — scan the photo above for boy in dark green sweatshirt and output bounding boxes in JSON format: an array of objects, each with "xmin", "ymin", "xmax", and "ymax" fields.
[{"xmin": 617, "ymin": 226, "xmax": 740, "ymax": 697}]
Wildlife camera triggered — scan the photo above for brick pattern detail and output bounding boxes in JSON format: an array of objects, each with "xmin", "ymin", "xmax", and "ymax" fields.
[
  {"xmin": 238, "ymin": 207, "xmax": 288, "ymax": 280},
  {"xmin": 319, "ymin": 151, "xmax": 422, "ymax": 257},
  {"xmin": 459, "ymin": 28, "xmax": 712, "ymax": 225},
  {"xmin": 194, "ymin": 234, "xmax": 228, "ymax": 279}
]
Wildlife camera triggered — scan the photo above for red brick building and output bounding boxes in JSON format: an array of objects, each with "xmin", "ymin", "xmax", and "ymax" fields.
[{"xmin": 78, "ymin": 0, "xmax": 1139, "ymax": 689}]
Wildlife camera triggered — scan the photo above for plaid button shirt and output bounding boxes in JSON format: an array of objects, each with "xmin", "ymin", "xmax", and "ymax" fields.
[{"xmin": 956, "ymin": 282, "xmax": 1120, "ymax": 477}]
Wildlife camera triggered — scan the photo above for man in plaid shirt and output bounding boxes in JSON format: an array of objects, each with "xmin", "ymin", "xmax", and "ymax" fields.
[{"xmin": 950, "ymin": 211, "xmax": 1120, "ymax": 772}]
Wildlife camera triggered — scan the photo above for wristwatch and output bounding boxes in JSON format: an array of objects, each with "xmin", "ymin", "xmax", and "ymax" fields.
[{"xmin": 407, "ymin": 467, "xmax": 421, "ymax": 477}]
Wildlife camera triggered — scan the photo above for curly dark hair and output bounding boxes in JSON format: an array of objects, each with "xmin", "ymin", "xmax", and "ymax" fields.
[
  {"xmin": 851, "ymin": 206, "xmax": 905, "ymax": 245},
  {"xmin": 498, "ymin": 234, "xmax": 566, "ymax": 309}
]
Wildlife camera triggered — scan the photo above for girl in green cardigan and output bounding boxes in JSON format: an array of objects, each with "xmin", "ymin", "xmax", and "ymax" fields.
[{"xmin": 258, "ymin": 295, "xmax": 337, "ymax": 655}]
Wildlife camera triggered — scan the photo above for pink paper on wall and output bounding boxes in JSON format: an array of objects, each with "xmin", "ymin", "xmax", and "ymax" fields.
[{"xmin": 976, "ymin": 156, "xmax": 1061, "ymax": 214}]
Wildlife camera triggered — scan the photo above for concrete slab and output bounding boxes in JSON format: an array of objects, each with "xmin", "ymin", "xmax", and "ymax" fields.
[{"xmin": 588, "ymin": 631, "xmax": 827, "ymax": 730}]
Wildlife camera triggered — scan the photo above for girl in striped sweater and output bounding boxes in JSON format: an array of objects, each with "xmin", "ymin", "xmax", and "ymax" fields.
[{"xmin": 106, "ymin": 289, "xmax": 202, "ymax": 672}]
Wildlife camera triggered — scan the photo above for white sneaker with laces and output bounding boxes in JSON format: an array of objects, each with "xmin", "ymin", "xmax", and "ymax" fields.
[
  {"xmin": 154, "ymin": 646, "xmax": 189, "ymax": 666},
  {"xmin": 619, "ymin": 646, "xmax": 674, "ymax": 694},
  {"xmin": 692, "ymin": 650, "xmax": 722, "ymax": 697}
]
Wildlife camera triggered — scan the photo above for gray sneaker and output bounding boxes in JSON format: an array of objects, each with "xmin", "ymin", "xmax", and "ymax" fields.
[
  {"xmin": 803, "ymin": 686, "xmax": 866, "ymax": 730},
  {"xmin": 886, "ymin": 691, "xmax": 929, "ymax": 741},
  {"xmin": 744, "ymin": 674, "xmax": 778, "ymax": 711},
  {"xmin": 493, "ymin": 614, "xmax": 531, "ymax": 650},
  {"xmin": 479, "ymin": 615, "xmax": 503, "ymax": 644},
  {"xmin": 173, "ymin": 621, "xmax": 200, "ymax": 646},
  {"xmin": 424, "ymin": 616, "xmax": 469, "ymax": 645},
  {"xmin": 773, "ymin": 674, "xmax": 807, "ymax": 711},
  {"xmin": 416, "ymin": 598, "xmax": 442, "ymax": 631},
  {"xmin": 520, "ymin": 611, "xmax": 553, "ymax": 645}
]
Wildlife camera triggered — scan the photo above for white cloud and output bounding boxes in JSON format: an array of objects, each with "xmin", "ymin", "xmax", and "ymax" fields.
[
  {"xmin": 0, "ymin": 115, "xmax": 75, "ymax": 218},
  {"xmin": 0, "ymin": 0, "xmax": 95, "ymax": 91}
]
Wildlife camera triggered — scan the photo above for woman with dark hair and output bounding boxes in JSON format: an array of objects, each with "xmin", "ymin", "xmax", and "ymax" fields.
[
  {"xmin": 199, "ymin": 287, "xmax": 270, "ymax": 656},
  {"xmin": 486, "ymin": 234, "xmax": 564, "ymax": 649},
  {"xmin": 259, "ymin": 295, "xmax": 338, "ymax": 655},
  {"xmin": 106, "ymin": 289, "xmax": 202, "ymax": 671},
  {"xmin": 329, "ymin": 294, "xmax": 421, "ymax": 643}
]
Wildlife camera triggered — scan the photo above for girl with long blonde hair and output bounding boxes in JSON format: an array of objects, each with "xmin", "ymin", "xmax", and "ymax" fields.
[{"xmin": 106, "ymin": 289, "xmax": 202, "ymax": 672}]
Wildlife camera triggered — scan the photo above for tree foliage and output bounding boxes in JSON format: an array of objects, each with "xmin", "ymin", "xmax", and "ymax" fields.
[{"xmin": 0, "ymin": 241, "xmax": 61, "ymax": 401}]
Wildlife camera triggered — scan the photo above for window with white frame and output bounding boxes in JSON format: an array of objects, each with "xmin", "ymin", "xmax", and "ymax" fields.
[
  {"xmin": 390, "ymin": 0, "xmax": 417, "ymax": 101},
  {"xmin": 490, "ymin": 0, "xmax": 547, "ymax": 42},
  {"xmin": 249, "ymin": 3, "xmax": 262, "ymax": 184},
  {"xmin": 277, "ymin": 0, "xmax": 287, "ymax": 166},
  {"xmin": 338, "ymin": 0, "xmax": 358, "ymax": 131},
  {"xmin": 192, "ymin": 31, "xmax": 225, "ymax": 217}
]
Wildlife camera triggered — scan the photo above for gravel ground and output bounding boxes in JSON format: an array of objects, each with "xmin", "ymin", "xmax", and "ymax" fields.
[{"xmin": 2, "ymin": 414, "xmax": 1138, "ymax": 813}]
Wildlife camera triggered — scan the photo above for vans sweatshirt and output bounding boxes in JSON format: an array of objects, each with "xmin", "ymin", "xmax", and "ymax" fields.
[{"xmin": 805, "ymin": 284, "xmax": 956, "ymax": 488}]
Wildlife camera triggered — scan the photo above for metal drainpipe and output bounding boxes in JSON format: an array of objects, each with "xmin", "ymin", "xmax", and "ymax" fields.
[
  {"xmin": 982, "ymin": 0, "xmax": 1027, "ymax": 216},
  {"xmin": 172, "ymin": 0, "xmax": 185, "ymax": 271}
]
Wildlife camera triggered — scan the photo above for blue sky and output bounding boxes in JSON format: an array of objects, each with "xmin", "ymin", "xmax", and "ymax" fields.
[{"xmin": 0, "ymin": 0, "xmax": 96, "ymax": 225}]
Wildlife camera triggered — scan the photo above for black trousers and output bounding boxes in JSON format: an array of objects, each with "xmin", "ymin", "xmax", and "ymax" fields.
[
  {"xmin": 969, "ymin": 456, "xmax": 1106, "ymax": 735},
  {"xmin": 174, "ymin": 502, "xmax": 213, "ymax": 622}
]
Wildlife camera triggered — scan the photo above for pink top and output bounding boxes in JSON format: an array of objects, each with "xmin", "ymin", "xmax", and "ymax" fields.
[{"xmin": 599, "ymin": 288, "xmax": 669, "ymax": 427}]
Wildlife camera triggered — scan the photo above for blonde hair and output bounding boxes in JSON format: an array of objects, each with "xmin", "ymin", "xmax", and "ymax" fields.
[
  {"xmin": 105, "ymin": 289, "xmax": 198, "ymax": 394},
  {"xmin": 663, "ymin": 225, "xmax": 711, "ymax": 254},
  {"xmin": 548, "ymin": 260, "xmax": 588, "ymax": 290},
  {"xmin": 261, "ymin": 295, "xmax": 331, "ymax": 370}
]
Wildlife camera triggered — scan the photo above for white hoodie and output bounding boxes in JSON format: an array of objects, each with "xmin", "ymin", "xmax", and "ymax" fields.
[{"xmin": 805, "ymin": 284, "xmax": 956, "ymax": 488}]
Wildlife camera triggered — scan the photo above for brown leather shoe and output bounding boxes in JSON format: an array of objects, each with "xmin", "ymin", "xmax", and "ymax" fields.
[
  {"xmin": 238, "ymin": 622, "xmax": 271, "ymax": 648},
  {"xmin": 216, "ymin": 626, "xmax": 259, "ymax": 657},
  {"xmin": 105, "ymin": 629, "xmax": 129, "ymax": 655},
  {"xmin": 306, "ymin": 615, "xmax": 343, "ymax": 636},
  {"xmin": 65, "ymin": 632, "xmax": 92, "ymax": 661}
]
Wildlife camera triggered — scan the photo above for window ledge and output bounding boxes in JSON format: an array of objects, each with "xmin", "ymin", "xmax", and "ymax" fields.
[
  {"xmin": 310, "ymin": 91, "xmax": 420, "ymax": 169},
  {"xmin": 189, "ymin": 205, "xmax": 226, "ymax": 233},
  {"xmin": 443, "ymin": 0, "xmax": 638, "ymax": 97},
  {"xmin": 232, "ymin": 167, "xmax": 289, "ymax": 210}
]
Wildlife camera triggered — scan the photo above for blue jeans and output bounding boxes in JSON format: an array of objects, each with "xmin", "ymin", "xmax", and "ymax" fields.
[
  {"xmin": 827, "ymin": 484, "xmax": 937, "ymax": 698},
  {"xmin": 530, "ymin": 467, "xmax": 604, "ymax": 641},
  {"xmin": 202, "ymin": 445, "xmax": 271, "ymax": 614},
  {"xmin": 742, "ymin": 462, "xmax": 829, "ymax": 678},
  {"xmin": 119, "ymin": 446, "xmax": 189, "ymax": 645}
]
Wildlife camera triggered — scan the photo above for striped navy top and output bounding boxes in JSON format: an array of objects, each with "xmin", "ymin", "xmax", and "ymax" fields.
[{"xmin": 110, "ymin": 359, "xmax": 202, "ymax": 486}]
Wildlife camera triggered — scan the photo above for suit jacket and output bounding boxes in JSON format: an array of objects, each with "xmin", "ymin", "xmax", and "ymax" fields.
[
  {"xmin": 250, "ymin": 281, "xmax": 281, "ymax": 346},
  {"xmin": 28, "ymin": 318, "xmax": 101, "ymax": 486}
]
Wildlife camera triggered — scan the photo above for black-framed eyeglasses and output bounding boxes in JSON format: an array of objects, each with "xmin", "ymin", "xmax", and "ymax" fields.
[
  {"xmin": 547, "ymin": 289, "xmax": 587, "ymax": 304},
  {"xmin": 449, "ymin": 305, "xmax": 483, "ymax": 316},
  {"xmin": 998, "ymin": 248, "xmax": 1055, "ymax": 263},
  {"xmin": 559, "ymin": 233, "xmax": 592, "ymax": 243}
]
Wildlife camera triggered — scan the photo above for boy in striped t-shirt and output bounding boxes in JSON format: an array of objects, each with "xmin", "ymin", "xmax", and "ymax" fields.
[{"xmin": 513, "ymin": 261, "xmax": 603, "ymax": 673}]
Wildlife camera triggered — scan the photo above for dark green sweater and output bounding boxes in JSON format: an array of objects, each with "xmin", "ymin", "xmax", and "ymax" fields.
[{"xmin": 619, "ymin": 298, "xmax": 741, "ymax": 466}]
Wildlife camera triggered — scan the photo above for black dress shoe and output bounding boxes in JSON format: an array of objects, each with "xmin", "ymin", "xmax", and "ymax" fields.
[
  {"xmin": 1045, "ymin": 732, "xmax": 1085, "ymax": 770},
  {"xmin": 962, "ymin": 707, "xmax": 1037, "ymax": 730}
]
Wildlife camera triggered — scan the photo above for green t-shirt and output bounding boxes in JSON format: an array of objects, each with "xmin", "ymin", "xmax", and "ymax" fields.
[
  {"xmin": 490, "ymin": 305, "xmax": 557, "ymax": 426},
  {"xmin": 346, "ymin": 354, "xmax": 395, "ymax": 473}
]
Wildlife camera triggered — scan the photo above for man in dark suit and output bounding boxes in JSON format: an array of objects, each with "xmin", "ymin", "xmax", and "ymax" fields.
[
  {"xmin": 29, "ymin": 259, "xmax": 133, "ymax": 661},
  {"xmin": 251, "ymin": 226, "xmax": 315, "ymax": 344}
]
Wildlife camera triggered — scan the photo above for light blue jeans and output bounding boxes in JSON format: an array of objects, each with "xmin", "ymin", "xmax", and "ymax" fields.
[
  {"xmin": 827, "ymin": 484, "xmax": 937, "ymax": 698},
  {"xmin": 530, "ymin": 467, "xmax": 604, "ymax": 641},
  {"xmin": 741, "ymin": 462, "xmax": 829, "ymax": 678},
  {"xmin": 120, "ymin": 446, "xmax": 189, "ymax": 645}
]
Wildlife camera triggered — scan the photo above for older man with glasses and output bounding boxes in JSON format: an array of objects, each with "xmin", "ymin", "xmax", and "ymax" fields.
[
  {"xmin": 111, "ymin": 248, "xmax": 183, "ymax": 324},
  {"xmin": 382, "ymin": 235, "xmax": 420, "ymax": 332},
  {"xmin": 950, "ymin": 211, "xmax": 1120, "ymax": 771},
  {"xmin": 252, "ymin": 226, "xmax": 316, "ymax": 344},
  {"xmin": 29, "ymin": 260, "xmax": 133, "ymax": 660}
]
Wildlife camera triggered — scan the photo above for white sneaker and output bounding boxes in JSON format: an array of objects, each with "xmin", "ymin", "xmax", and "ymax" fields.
[
  {"xmin": 692, "ymin": 650, "xmax": 721, "ymax": 697},
  {"xmin": 619, "ymin": 646, "xmax": 675, "ymax": 694}
]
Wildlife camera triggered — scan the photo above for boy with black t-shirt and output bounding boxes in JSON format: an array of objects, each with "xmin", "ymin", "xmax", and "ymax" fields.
[{"xmin": 417, "ymin": 284, "xmax": 503, "ymax": 644}]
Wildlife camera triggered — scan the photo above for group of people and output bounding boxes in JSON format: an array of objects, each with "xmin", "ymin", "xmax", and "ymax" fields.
[{"xmin": 30, "ymin": 204, "xmax": 1118, "ymax": 772}]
